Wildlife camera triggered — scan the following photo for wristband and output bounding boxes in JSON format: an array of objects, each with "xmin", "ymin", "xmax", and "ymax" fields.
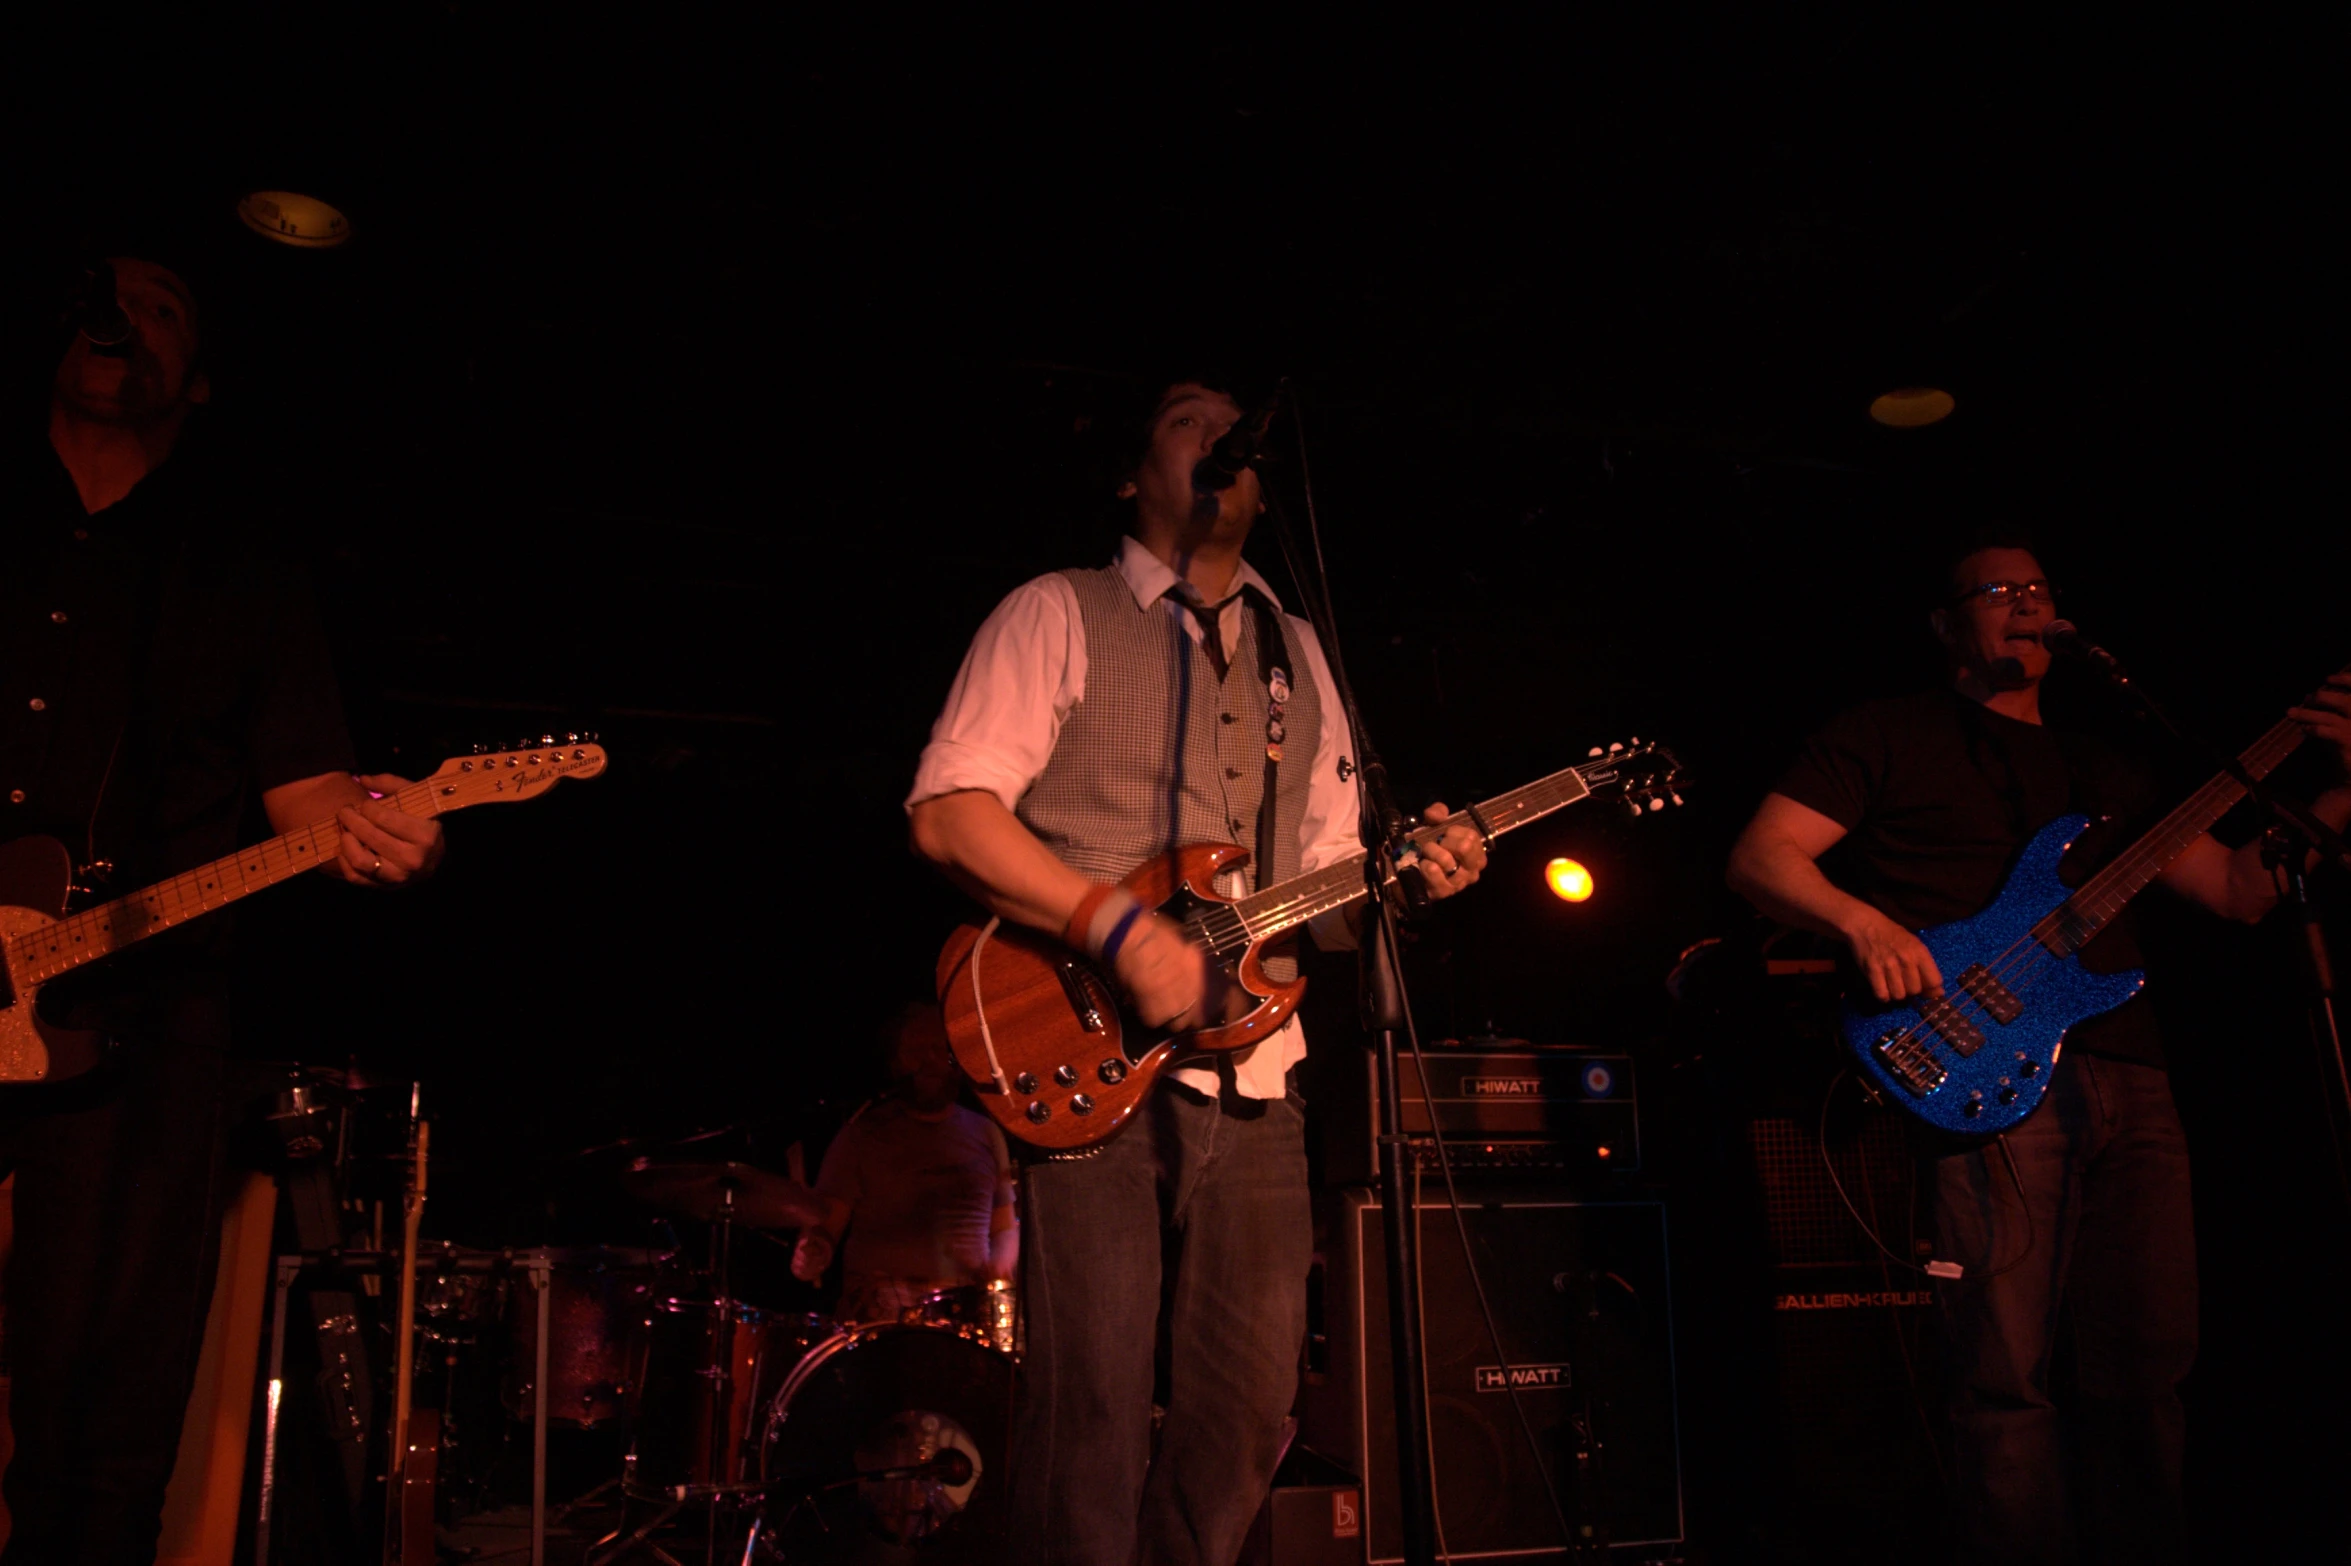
[
  {"xmin": 1063, "ymin": 884, "xmax": 1145, "ymax": 960},
  {"xmin": 1097, "ymin": 902, "xmax": 1149, "ymax": 967}
]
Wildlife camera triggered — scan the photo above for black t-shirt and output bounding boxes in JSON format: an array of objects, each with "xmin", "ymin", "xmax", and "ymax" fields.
[
  {"xmin": 0, "ymin": 430, "xmax": 355, "ymax": 1046},
  {"xmin": 1772, "ymin": 688, "xmax": 2166, "ymax": 1066}
]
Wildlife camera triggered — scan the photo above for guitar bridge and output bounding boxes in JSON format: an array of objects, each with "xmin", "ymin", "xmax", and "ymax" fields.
[
  {"xmin": 1874, "ymin": 1031, "xmax": 1948, "ymax": 1096},
  {"xmin": 1055, "ymin": 958, "xmax": 1107, "ymax": 1033}
]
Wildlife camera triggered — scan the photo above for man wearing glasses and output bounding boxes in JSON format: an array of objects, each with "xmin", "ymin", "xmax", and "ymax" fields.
[{"xmin": 1725, "ymin": 538, "xmax": 2351, "ymax": 1564}]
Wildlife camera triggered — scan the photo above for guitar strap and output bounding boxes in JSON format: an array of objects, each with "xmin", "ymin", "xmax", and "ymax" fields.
[{"xmin": 1247, "ymin": 591, "xmax": 1290, "ymax": 894}]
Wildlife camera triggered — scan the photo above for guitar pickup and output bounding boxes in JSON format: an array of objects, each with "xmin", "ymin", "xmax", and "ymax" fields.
[
  {"xmin": 1055, "ymin": 959, "xmax": 1107, "ymax": 1033},
  {"xmin": 1955, "ymin": 964, "xmax": 2023, "ymax": 1025},
  {"xmin": 1874, "ymin": 1032, "xmax": 1948, "ymax": 1096},
  {"xmin": 1918, "ymin": 995, "xmax": 1985, "ymax": 1057}
]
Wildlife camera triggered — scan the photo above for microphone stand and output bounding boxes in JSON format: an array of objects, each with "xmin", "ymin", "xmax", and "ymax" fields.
[
  {"xmin": 2074, "ymin": 649, "xmax": 2351, "ymax": 1208},
  {"xmin": 1248, "ymin": 399, "xmax": 1441, "ymax": 1566}
]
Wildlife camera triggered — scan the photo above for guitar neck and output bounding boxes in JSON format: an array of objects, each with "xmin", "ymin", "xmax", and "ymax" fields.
[
  {"xmin": 7, "ymin": 778, "xmax": 448, "ymax": 986},
  {"xmin": 2041, "ymin": 709, "xmax": 2313, "ymax": 953},
  {"xmin": 1231, "ymin": 760, "xmax": 1599, "ymax": 940}
]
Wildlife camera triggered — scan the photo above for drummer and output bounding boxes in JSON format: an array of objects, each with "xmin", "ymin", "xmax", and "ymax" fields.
[{"xmin": 792, "ymin": 1004, "xmax": 1018, "ymax": 1321}]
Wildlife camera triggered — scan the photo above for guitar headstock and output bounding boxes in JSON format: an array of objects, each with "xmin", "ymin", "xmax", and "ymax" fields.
[
  {"xmin": 1576, "ymin": 737, "xmax": 1685, "ymax": 819},
  {"xmin": 423, "ymin": 734, "xmax": 609, "ymax": 809}
]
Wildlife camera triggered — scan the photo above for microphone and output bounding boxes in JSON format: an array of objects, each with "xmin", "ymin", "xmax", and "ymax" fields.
[
  {"xmin": 2041, "ymin": 620, "xmax": 2130, "ymax": 683},
  {"xmin": 76, "ymin": 262, "xmax": 134, "ymax": 353},
  {"xmin": 1191, "ymin": 388, "xmax": 1284, "ymax": 494}
]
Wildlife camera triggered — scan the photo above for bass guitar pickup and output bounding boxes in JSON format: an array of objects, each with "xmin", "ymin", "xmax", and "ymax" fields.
[{"xmin": 1954, "ymin": 963, "xmax": 2023, "ymax": 1024}]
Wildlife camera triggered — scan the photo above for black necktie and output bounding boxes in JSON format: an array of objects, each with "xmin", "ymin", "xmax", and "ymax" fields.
[{"xmin": 1172, "ymin": 584, "xmax": 1232, "ymax": 680}]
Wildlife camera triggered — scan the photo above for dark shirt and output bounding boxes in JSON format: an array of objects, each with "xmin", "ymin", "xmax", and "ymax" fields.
[
  {"xmin": 1772, "ymin": 688, "xmax": 2166, "ymax": 1066},
  {"xmin": 0, "ymin": 429, "xmax": 354, "ymax": 1046}
]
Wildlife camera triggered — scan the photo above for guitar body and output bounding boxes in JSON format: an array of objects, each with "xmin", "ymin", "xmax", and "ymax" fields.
[
  {"xmin": 0, "ymin": 836, "xmax": 107, "ymax": 1083},
  {"xmin": 939, "ymin": 843, "xmax": 1306, "ymax": 1153},
  {"xmin": 1840, "ymin": 814, "xmax": 2146, "ymax": 1135}
]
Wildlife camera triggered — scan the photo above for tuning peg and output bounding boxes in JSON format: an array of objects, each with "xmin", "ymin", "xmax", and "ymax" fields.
[
  {"xmin": 470, "ymin": 742, "xmax": 487, "ymax": 756},
  {"xmin": 1623, "ymin": 798, "xmax": 1644, "ymax": 819},
  {"xmin": 1608, "ymin": 742, "xmax": 1624, "ymax": 753},
  {"xmin": 1670, "ymin": 791, "xmax": 1684, "ymax": 808},
  {"xmin": 1588, "ymin": 746, "xmax": 1603, "ymax": 758},
  {"xmin": 566, "ymin": 732, "xmax": 581, "ymax": 744},
  {"xmin": 1629, "ymin": 736, "xmax": 1641, "ymax": 746}
]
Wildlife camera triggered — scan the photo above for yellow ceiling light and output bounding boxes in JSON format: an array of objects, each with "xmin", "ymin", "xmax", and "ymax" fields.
[
  {"xmin": 1869, "ymin": 387, "xmax": 1955, "ymax": 428},
  {"xmin": 237, "ymin": 190, "xmax": 353, "ymax": 249}
]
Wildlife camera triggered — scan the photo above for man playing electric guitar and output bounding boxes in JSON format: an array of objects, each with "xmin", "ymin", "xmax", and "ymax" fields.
[
  {"xmin": 0, "ymin": 233, "xmax": 446, "ymax": 1564},
  {"xmin": 907, "ymin": 373, "xmax": 1486, "ymax": 1566},
  {"xmin": 1725, "ymin": 535, "xmax": 2351, "ymax": 1565}
]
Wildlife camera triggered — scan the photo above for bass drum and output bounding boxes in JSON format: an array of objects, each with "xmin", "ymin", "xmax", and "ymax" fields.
[{"xmin": 759, "ymin": 1324, "xmax": 1016, "ymax": 1563}]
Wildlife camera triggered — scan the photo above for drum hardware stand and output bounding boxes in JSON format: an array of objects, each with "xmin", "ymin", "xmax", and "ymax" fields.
[
  {"xmin": 256, "ymin": 1247, "xmax": 554, "ymax": 1566},
  {"xmin": 597, "ymin": 1180, "xmax": 753, "ymax": 1566}
]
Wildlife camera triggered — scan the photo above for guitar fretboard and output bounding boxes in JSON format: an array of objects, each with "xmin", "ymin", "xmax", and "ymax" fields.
[
  {"xmin": 1230, "ymin": 760, "xmax": 1602, "ymax": 940},
  {"xmin": 6, "ymin": 780, "xmax": 445, "ymax": 985},
  {"xmin": 2037, "ymin": 671, "xmax": 2341, "ymax": 953}
]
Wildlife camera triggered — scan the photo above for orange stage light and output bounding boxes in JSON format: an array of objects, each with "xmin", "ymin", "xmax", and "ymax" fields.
[{"xmin": 1544, "ymin": 857, "xmax": 1593, "ymax": 903}]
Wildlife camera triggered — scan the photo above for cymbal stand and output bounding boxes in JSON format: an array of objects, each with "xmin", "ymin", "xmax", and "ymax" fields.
[{"xmin": 707, "ymin": 1181, "xmax": 740, "ymax": 1564}]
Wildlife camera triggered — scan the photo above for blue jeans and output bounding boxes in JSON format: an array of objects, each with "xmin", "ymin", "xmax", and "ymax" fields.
[
  {"xmin": 1932, "ymin": 1054, "xmax": 2197, "ymax": 1566},
  {"xmin": 1010, "ymin": 1078, "xmax": 1311, "ymax": 1566}
]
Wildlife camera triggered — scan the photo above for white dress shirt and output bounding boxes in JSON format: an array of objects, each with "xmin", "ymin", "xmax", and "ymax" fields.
[{"xmin": 909, "ymin": 536, "xmax": 1360, "ymax": 1098}]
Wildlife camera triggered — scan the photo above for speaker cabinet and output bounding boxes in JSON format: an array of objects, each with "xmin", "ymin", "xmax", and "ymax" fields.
[
  {"xmin": 1746, "ymin": 1114, "xmax": 1945, "ymax": 1557},
  {"xmin": 1299, "ymin": 1191, "xmax": 1684, "ymax": 1562}
]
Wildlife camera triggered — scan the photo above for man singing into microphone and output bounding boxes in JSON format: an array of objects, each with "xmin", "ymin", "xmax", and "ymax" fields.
[
  {"xmin": 1725, "ymin": 535, "xmax": 2351, "ymax": 1564},
  {"xmin": 907, "ymin": 374, "xmax": 1487, "ymax": 1565}
]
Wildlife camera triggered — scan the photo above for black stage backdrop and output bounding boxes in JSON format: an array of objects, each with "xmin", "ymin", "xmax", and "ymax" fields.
[{"xmin": 2, "ymin": 12, "xmax": 2345, "ymax": 1560}]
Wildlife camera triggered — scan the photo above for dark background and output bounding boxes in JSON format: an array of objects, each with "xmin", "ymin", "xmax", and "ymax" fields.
[{"xmin": 4, "ymin": 9, "xmax": 2346, "ymax": 1559}]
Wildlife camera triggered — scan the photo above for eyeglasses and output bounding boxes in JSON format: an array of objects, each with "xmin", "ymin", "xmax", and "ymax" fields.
[{"xmin": 1952, "ymin": 579, "xmax": 2056, "ymax": 609}]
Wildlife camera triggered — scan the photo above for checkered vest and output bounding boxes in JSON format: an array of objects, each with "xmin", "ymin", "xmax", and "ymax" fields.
[{"xmin": 1015, "ymin": 565, "xmax": 1325, "ymax": 980}]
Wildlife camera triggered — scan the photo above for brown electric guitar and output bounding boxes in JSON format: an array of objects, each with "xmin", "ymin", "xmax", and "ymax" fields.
[
  {"xmin": 0, "ymin": 739, "xmax": 607, "ymax": 1083},
  {"xmin": 938, "ymin": 740, "xmax": 1683, "ymax": 1152}
]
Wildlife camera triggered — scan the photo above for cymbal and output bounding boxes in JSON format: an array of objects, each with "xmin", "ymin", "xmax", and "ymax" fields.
[{"xmin": 621, "ymin": 1158, "xmax": 827, "ymax": 1229}]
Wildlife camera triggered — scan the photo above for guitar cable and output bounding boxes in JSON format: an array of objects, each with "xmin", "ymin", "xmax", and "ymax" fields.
[
  {"xmin": 1817, "ymin": 1069, "xmax": 2038, "ymax": 1285},
  {"xmin": 965, "ymin": 916, "xmax": 1014, "ymax": 1096},
  {"xmin": 1392, "ymin": 893, "xmax": 1580, "ymax": 1561},
  {"xmin": 1273, "ymin": 387, "xmax": 1580, "ymax": 1559}
]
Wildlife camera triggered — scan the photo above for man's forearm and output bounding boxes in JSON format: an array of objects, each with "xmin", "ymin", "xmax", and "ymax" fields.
[
  {"xmin": 909, "ymin": 790, "xmax": 1094, "ymax": 936},
  {"xmin": 1726, "ymin": 831, "xmax": 1874, "ymax": 939},
  {"xmin": 988, "ymin": 1221, "xmax": 1019, "ymax": 1283}
]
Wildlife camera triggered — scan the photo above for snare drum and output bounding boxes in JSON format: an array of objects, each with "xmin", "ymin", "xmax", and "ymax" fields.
[
  {"xmin": 627, "ymin": 1297, "xmax": 823, "ymax": 1493},
  {"xmin": 760, "ymin": 1322, "xmax": 1015, "ymax": 1559}
]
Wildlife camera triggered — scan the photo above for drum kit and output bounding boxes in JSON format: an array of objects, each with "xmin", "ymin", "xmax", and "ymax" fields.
[
  {"xmin": 254, "ymin": 1068, "xmax": 1019, "ymax": 1566},
  {"xmin": 541, "ymin": 1155, "xmax": 1021, "ymax": 1564}
]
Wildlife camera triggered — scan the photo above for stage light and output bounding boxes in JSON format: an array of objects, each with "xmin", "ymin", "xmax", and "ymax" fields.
[
  {"xmin": 1869, "ymin": 387, "xmax": 1954, "ymax": 428},
  {"xmin": 237, "ymin": 190, "xmax": 353, "ymax": 249},
  {"xmin": 1544, "ymin": 857, "xmax": 1593, "ymax": 903}
]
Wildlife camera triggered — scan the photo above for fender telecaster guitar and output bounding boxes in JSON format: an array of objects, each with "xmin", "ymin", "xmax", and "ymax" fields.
[
  {"xmin": 1844, "ymin": 669, "xmax": 2342, "ymax": 1133},
  {"xmin": 0, "ymin": 739, "xmax": 608, "ymax": 1083},
  {"xmin": 939, "ymin": 740, "xmax": 1683, "ymax": 1153}
]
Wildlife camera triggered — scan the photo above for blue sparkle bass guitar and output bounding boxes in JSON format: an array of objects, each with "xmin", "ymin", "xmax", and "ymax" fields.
[{"xmin": 1843, "ymin": 686, "xmax": 2327, "ymax": 1133}]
